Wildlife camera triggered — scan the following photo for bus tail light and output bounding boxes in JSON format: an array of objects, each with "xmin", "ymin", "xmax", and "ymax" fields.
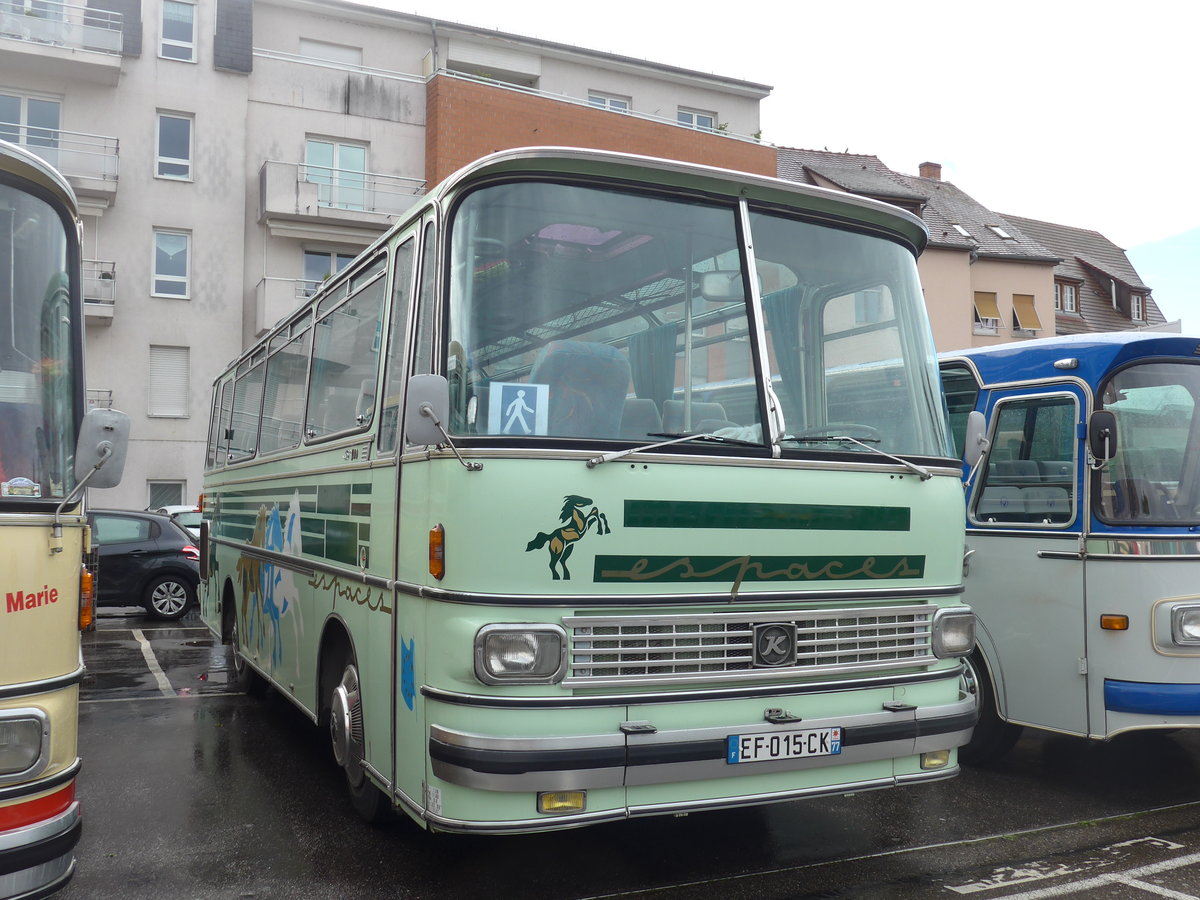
[
  {"xmin": 931, "ymin": 607, "xmax": 975, "ymax": 658},
  {"xmin": 79, "ymin": 566, "xmax": 95, "ymax": 631},
  {"xmin": 429, "ymin": 525, "xmax": 445, "ymax": 580}
]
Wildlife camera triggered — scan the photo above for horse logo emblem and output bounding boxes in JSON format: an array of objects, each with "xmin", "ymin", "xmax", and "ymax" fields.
[{"xmin": 525, "ymin": 494, "xmax": 610, "ymax": 580}]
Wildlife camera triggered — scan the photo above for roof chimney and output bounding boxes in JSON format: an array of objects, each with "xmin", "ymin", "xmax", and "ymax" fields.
[{"xmin": 919, "ymin": 161, "xmax": 942, "ymax": 180}]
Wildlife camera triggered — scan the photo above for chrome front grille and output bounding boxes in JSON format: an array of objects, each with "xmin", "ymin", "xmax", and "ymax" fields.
[{"xmin": 563, "ymin": 604, "xmax": 936, "ymax": 687}]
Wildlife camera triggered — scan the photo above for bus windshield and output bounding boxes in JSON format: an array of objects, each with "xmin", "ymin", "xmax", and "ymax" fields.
[
  {"xmin": 1097, "ymin": 361, "xmax": 1200, "ymax": 523},
  {"xmin": 446, "ymin": 179, "xmax": 947, "ymax": 457},
  {"xmin": 0, "ymin": 178, "xmax": 76, "ymax": 502}
]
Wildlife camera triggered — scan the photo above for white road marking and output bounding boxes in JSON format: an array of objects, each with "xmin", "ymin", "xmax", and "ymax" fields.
[
  {"xmin": 131, "ymin": 628, "xmax": 176, "ymax": 697},
  {"xmin": 948, "ymin": 838, "xmax": 1185, "ymax": 894},
  {"xmin": 993, "ymin": 847, "xmax": 1200, "ymax": 899}
]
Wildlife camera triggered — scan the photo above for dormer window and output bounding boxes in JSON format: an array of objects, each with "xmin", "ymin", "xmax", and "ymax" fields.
[
  {"xmin": 1131, "ymin": 293, "xmax": 1145, "ymax": 321},
  {"xmin": 951, "ymin": 224, "xmax": 972, "ymax": 238},
  {"xmin": 987, "ymin": 225, "xmax": 1014, "ymax": 240}
]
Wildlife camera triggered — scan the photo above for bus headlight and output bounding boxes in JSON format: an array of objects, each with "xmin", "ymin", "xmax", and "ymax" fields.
[
  {"xmin": 1171, "ymin": 605, "xmax": 1200, "ymax": 645},
  {"xmin": 0, "ymin": 712, "xmax": 49, "ymax": 780},
  {"xmin": 475, "ymin": 624, "xmax": 567, "ymax": 684},
  {"xmin": 932, "ymin": 607, "xmax": 975, "ymax": 658}
]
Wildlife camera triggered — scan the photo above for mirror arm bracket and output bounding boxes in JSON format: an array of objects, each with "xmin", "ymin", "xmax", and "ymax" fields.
[{"xmin": 419, "ymin": 403, "xmax": 482, "ymax": 472}]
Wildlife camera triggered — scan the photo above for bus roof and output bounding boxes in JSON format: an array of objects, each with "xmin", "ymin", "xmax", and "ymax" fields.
[
  {"xmin": 432, "ymin": 147, "xmax": 930, "ymax": 255},
  {"xmin": 0, "ymin": 139, "xmax": 78, "ymax": 215},
  {"xmin": 941, "ymin": 332, "xmax": 1200, "ymax": 387}
]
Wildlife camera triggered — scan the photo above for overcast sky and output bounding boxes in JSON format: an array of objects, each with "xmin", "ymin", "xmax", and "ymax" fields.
[{"xmin": 368, "ymin": 0, "xmax": 1197, "ymax": 324}]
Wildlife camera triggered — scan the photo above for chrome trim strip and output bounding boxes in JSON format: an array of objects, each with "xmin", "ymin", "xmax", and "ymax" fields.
[
  {"xmin": 400, "ymin": 446, "xmax": 965, "ymax": 477},
  {"xmin": 0, "ymin": 759, "xmax": 80, "ymax": 804},
  {"xmin": 421, "ymin": 663, "xmax": 966, "ymax": 708},
  {"xmin": 416, "ymin": 583, "xmax": 965, "ymax": 607},
  {"xmin": 1085, "ymin": 538, "xmax": 1200, "ymax": 558},
  {"xmin": 0, "ymin": 802, "xmax": 79, "ymax": 854},
  {"xmin": 0, "ymin": 666, "xmax": 85, "ymax": 702},
  {"xmin": 214, "ymin": 537, "xmax": 394, "ymax": 591}
]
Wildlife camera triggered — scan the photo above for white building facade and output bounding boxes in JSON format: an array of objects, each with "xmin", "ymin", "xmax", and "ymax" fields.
[{"xmin": 0, "ymin": 0, "xmax": 768, "ymax": 508}]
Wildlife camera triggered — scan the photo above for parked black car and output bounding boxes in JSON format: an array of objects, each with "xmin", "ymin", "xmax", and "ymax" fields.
[{"xmin": 87, "ymin": 509, "xmax": 200, "ymax": 620}]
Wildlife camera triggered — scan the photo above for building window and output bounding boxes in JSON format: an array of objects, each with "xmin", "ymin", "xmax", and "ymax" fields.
[
  {"xmin": 854, "ymin": 288, "xmax": 884, "ymax": 324},
  {"xmin": 1131, "ymin": 293, "xmax": 1145, "ymax": 321},
  {"xmin": 305, "ymin": 138, "xmax": 367, "ymax": 211},
  {"xmin": 156, "ymin": 112, "xmax": 192, "ymax": 180},
  {"xmin": 153, "ymin": 229, "xmax": 190, "ymax": 297},
  {"xmin": 973, "ymin": 292, "xmax": 1001, "ymax": 335},
  {"xmin": 986, "ymin": 224, "xmax": 1014, "ymax": 240},
  {"xmin": 588, "ymin": 92, "xmax": 630, "ymax": 112},
  {"xmin": 148, "ymin": 480, "xmax": 185, "ymax": 508},
  {"xmin": 160, "ymin": 0, "xmax": 196, "ymax": 61},
  {"xmin": 677, "ymin": 107, "xmax": 716, "ymax": 131},
  {"xmin": 951, "ymin": 224, "xmax": 972, "ymax": 238},
  {"xmin": 148, "ymin": 345, "xmax": 189, "ymax": 417},
  {"xmin": 303, "ymin": 249, "xmax": 356, "ymax": 296},
  {"xmin": 0, "ymin": 93, "xmax": 60, "ymax": 162},
  {"xmin": 1012, "ymin": 294, "xmax": 1042, "ymax": 335},
  {"xmin": 1055, "ymin": 282, "xmax": 1078, "ymax": 313}
]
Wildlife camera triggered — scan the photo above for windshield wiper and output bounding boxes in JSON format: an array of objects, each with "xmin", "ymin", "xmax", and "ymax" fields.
[
  {"xmin": 779, "ymin": 434, "xmax": 932, "ymax": 481},
  {"xmin": 586, "ymin": 431, "xmax": 762, "ymax": 468}
]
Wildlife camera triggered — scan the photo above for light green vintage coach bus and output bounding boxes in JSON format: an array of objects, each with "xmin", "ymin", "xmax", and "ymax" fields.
[{"xmin": 199, "ymin": 147, "xmax": 976, "ymax": 834}]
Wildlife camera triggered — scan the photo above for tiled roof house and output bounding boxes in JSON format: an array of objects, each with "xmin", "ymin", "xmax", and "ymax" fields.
[
  {"xmin": 1002, "ymin": 215, "xmax": 1168, "ymax": 334},
  {"xmin": 777, "ymin": 148, "xmax": 1167, "ymax": 351}
]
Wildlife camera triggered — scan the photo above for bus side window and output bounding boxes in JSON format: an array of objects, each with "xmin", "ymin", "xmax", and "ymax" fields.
[
  {"xmin": 379, "ymin": 236, "xmax": 416, "ymax": 454},
  {"xmin": 972, "ymin": 395, "xmax": 1076, "ymax": 526}
]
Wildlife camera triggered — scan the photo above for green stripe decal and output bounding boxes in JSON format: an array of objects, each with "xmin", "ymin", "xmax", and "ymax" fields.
[
  {"xmin": 624, "ymin": 500, "xmax": 910, "ymax": 531},
  {"xmin": 594, "ymin": 555, "xmax": 925, "ymax": 585}
]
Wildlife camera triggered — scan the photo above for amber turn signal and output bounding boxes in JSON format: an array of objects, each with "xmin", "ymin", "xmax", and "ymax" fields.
[
  {"xmin": 429, "ymin": 524, "xmax": 445, "ymax": 580},
  {"xmin": 1100, "ymin": 614, "xmax": 1129, "ymax": 631},
  {"xmin": 79, "ymin": 566, "xmax": 95, "ymax": 631}
]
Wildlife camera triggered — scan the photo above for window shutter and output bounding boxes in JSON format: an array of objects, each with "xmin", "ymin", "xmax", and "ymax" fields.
[{"xmin": 148, "ymin": 345, "xmax": 189, "ymax": 416}]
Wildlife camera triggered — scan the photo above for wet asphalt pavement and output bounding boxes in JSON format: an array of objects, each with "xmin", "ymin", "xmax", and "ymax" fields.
[{"xmin": 57, "ymin": 609, "xmax": 1200, "ymax": 899}]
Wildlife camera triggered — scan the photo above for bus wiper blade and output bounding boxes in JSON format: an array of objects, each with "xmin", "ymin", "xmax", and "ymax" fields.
[
  {"xmin": 586, "ymin": 431, "xmax": 761, "ymax": 468},
  {"xmin": 779, "ymin": 434, "xmax": 932, "ymax": 481}
]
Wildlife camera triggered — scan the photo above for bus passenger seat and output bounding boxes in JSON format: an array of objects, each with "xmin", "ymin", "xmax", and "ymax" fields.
[
  {"xmin": 620, "ymin": 398, "xmax": 662, "ymax": 439},
  {"xmin": 530, "ymin": 340, "xmax": 631, "ymax": 438},
  {"xmin": 662, "ymin": 400, "xmax": 727, "ymax": 434}
]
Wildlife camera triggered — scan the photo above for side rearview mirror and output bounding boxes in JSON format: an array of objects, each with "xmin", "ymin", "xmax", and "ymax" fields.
[
  {"xmin": 75, "ymin": 407, "xmax": 130, "ymax": 489},
  {"xmin": 963, "ymin": 410, "xmax": 989, "ymax": 467},
  {"xmin": 1088, "ymin": 410, "xmax": 1118, "ymax": 460},
  {"xmin": 404, "ymin": 374, "xmax": 450, "ymax": 446}
]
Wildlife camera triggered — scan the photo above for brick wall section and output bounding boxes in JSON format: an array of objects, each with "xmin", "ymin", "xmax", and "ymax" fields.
[{"xmin": 425, "ymin": 75, "xmax": 777, "ymax": 187}]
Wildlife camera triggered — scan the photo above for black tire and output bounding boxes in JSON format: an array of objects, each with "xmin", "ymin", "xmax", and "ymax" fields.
[
  {"xmin": 229, "ymin": 605, "xmax": 266, "ymax": 696},
  {"xmin": 143, "ymin": 574, "xmax": 195, "ymax": 620},
  {"xmin": 961, "ymin": 652, "xmax": 1023, "ymax": 764},
  {"xmin": 327, "ymin": 652, "xmax": 392, "ymax": 824}
]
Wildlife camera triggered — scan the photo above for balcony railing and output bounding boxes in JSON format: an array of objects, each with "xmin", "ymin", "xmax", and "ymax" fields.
[
  {"xmin": 260, "ymin": 160, "xmax": 425, "ymax": 223},
  {"xmin": 83, "ymin": 258, "xmax": 115, "ymax": 303},
  {"xmin": 2, "ymin": 126, "xmax": 118, "ymax": 185},
  {"xmin": 0, "ymin": 0, "xmax": 122, "ymax": 54}
]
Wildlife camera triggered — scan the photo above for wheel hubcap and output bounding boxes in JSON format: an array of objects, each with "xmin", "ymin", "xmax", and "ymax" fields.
[
  {"xmin": 152, "ymin": 581, "xmax": 187, "ymax": 615},
  {"xmin": 330, "ymin": 664, "xmax": 364, "ymax": 784}
]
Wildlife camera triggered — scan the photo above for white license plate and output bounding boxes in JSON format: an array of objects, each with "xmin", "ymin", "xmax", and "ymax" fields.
[{"xmin": 726, "ymin": 727, "xmax": 842, "ymax": 764}]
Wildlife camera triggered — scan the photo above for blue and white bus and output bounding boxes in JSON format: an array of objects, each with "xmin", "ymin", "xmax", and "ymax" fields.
[{"xmin": 941, "ymin": 332, "xmax": 1200, "ymax": 760}]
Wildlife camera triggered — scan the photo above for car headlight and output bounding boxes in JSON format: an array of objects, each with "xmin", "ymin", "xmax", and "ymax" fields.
[
  {"xmin": 0, "ymin": 711, "xmax": 49, "ymax": 780},
  {"xmin": 474, "ymin": 624, "xmax": 567, "ymax": 684},
  {"xmin": 1172, "ymin": 605, "xmax": 1200, "ymax": 645},
  {"xmin": 932, "ymin": 607, "xmax": 975, "ymax": 658}
]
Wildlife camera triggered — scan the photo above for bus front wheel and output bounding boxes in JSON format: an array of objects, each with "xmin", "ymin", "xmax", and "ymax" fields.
[
  {"xmin": 328, "ymin": 655, "xmax": 391, "ymax": 824},
  {"xmin": 961, "ymin": 652, "xmax": 1023, "ymax": 764}
]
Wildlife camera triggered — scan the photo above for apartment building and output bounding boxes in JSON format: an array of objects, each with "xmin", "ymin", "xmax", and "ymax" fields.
[{"xmin": 0, "ymin": 0, "xmax": 772, "ymax": 508}]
